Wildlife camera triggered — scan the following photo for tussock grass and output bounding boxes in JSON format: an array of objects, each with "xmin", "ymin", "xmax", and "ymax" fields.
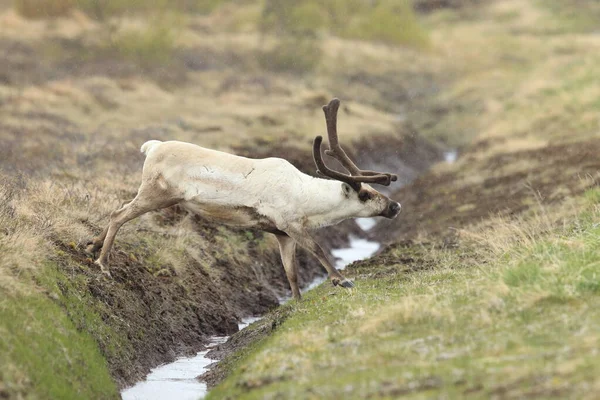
[{"xmin": 210, "ymin": 190, "xmax": 600, "ymax": 399}]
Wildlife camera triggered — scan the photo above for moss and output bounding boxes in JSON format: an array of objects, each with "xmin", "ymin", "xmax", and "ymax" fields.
[
  {"xmin": 0, "ymin": 290, "xmax": 118, "ymax": 399},
  {"xmin": 35, "ymin": 261, "xmax": 133, "ymax": 367}
]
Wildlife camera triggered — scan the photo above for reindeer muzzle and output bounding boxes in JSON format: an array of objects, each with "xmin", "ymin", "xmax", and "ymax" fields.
[{"xmin": 381, "ymin": 202, "xmax": 401, "ymax": 219}]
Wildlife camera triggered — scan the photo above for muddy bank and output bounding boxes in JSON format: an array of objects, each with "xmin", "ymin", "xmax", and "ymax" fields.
[
  {"xmin": 65, "ymin": 205, "xmax": 345, "ymax": 390},
  {"xmin": 373, "ymin": 138, "xmax": 600, "ymax": 242}
]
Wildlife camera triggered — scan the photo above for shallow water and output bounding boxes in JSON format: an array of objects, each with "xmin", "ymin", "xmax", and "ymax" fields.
[
  {"xmin": 444, "ymin": 150, "xmax": 458, "ymax": 163},
  {"xmin": 331, "ymin": 236, "xmax": 380, "ymax": 271},
  {"xmin": 121, "ymin": 221, "xmax": 380, "ymax": 400},
  {"xmin": 121, "ymin": 318, "xmax": 260, "ymax": 400}
]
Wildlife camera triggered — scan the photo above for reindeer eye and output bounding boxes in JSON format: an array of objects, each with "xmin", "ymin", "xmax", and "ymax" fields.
[{"xmin": 358, "ymin": 191, "xmax": 371, "ymax": 202}]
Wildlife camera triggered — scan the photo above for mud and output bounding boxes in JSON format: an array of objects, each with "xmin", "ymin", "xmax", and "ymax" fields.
[
  {"xmin": 413, "ymin": 0, "xmax": 483, "ymax": 13},
  {"xmin": 200, "ymin": 308, "xmax": 290, "ymax": 389},
  {"xmin": 64, "ymin": 217, "xmax": 347, "ymax": 388},
  {"xmin": 373, "ymin": 138, "xmax": 600, "ymax": 242}
]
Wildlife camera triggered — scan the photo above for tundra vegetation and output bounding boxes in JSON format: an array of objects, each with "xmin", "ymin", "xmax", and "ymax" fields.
[{"xmin": 0, "ymin": 0, "xmax": 599, "ymax": 399}]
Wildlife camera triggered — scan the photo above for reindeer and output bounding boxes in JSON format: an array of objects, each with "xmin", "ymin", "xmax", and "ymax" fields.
[{"xmin": 86, "ymin": 99, "xmax": 401, "ymax": 299}]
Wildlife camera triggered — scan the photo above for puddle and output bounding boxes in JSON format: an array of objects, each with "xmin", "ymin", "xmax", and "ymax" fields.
[
  {"xmin": 444, "ymin": 150, "xmax": 458, "ymax": 163},
  {"xmin": 356, "ymin": 217, "xmax": 378, "ymax": 231}
]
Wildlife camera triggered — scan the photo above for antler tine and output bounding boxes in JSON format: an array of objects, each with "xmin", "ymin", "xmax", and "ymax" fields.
[
  {"xmin": 313, "ymin": 136, "xmax": 396, "ymax": 187},
  {"xmin": 322, "ymin": 98, "xmax": 362, "ymax": 176},
  {"xmin": 320, "ymin": 98, "xmax": 398, "ymax": 186},
  {"xmin": 313, "ymin": 136, "xmax": 361, "ymax": 191}
]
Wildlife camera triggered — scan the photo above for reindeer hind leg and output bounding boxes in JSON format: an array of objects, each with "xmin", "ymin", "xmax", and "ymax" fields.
[
  {"xmin": 86, "ymin": 199, "xmax": 133, "ymax": 256},
  {"xmin": 95, "ymin": 188, "xmax": 178, "ymax": 277}
]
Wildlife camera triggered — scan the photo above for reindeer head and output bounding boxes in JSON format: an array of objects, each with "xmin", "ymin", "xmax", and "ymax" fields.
[{"xmin": 313, "ymin": 99, "xmax": 401, "ymax": 219}]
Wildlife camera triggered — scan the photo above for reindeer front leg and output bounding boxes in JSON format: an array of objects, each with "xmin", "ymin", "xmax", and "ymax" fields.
[
  {"xmin": 275, "ymin": 234, "xmax": 301, "ymax": 300},
  {"xmin": 285, "ymin": 228, "xmax": 354, "ymax": 289}
]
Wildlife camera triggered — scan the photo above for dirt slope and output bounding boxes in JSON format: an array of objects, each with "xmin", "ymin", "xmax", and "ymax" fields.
[{"xmin": 374, "ymin": 138, "xmax": 600, "ymax": 243}]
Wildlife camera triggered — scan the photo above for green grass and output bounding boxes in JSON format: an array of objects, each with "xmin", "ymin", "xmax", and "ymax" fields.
[
  {"xmin": 35, "ymin": 260, "xmax": 133, "ymax": 365},
  {"xmin": 108, "ymin": 16, "xmax": 181, "ymax": 66},
  {"xmin": 208, "ymin": 190, "xmax": 600, "ymax": 399},
  {"xmin": 338, "ymin": 0, "xmax": 430, "ymax": 48},
  {"xmin": 0, "ymin": 290, "xmax": 118, "ymax": 399}
]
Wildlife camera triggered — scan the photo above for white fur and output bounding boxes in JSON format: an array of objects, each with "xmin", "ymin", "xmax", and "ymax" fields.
[
  {"xmin": 140, "ymin": 140, "xmax": 162, "ymax": 156},
  {"xmin": 140, "ymin": 140, "xmax": 392, "ymax": 232}
]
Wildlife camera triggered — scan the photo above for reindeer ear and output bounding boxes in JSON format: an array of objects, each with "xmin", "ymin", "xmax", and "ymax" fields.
[{"xmin": 341, "ymin": 182, "xmax": 353, "ymax": 197}]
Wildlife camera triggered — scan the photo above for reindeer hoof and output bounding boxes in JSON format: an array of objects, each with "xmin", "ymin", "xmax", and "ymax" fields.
[
  {"xmin": 339, "ymin": 279, "xmax": 354, "ymax": 289},
  {"xmin": 94, "ymin": 260, "xmax": 112, "ymax": 279},
  {"xmin": 85, "ymin": 241, "xmax": 101, "ymax": 256},
  {"xmin": 332, "ymin": 278, "xmax": 354, "ymax": 288}
]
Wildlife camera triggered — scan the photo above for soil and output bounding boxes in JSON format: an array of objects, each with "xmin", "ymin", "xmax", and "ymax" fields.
[
  {"xmin": 200, "ymin": 307, "xmax": 292, "ymax": 389},
  {"xmin": 49, "ymin": 214, "xmax": 345, "ymax": 389},
  {"xmin": 372, "ymin": 138, "xmax": 600, "ymax": 243}
]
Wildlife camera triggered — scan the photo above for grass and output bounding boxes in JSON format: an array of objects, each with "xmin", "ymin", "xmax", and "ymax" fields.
[
  {"xmin": 14, "ymin": 0, "xmax": 74, "ymax": 18},
  {"xmin": 107, "ymin": 14, "xmax": 182, "ymax": 65},
  {"xmin": 256, "ymin": 0, "xmax": 429, "ymax": 73},
  {"xmin": 257, "ymin": 37, "xmax": 323, "ymax": 74},
  {"xmin": 208, "ymin": 190, "xmax": 600, "ymax": 399},
  {"xmin": 339, "ymin": 0, "xmax": 430, "ymax": 48},
  {"xmin": 0, "ymin": 290, "xmax": 118, "ymax": 399}
]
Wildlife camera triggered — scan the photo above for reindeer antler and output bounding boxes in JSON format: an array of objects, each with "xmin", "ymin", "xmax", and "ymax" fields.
[{"xmin": 312, "ymin": 98, "xmax": 398, "ymax": 190}]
